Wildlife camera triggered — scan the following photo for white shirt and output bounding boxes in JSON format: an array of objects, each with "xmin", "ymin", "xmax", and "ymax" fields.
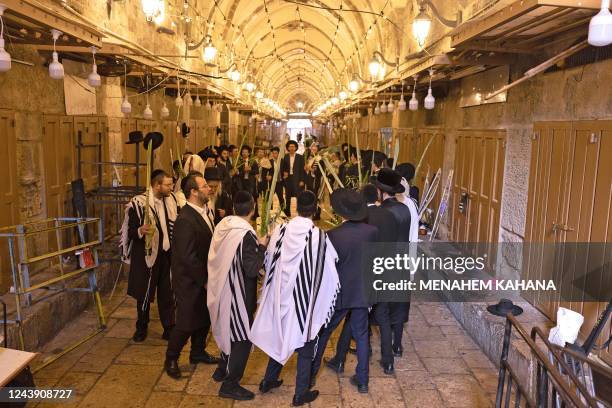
[
  {"xmin": 187, "ymin": 201, "xmax": 215, "ymax": 234},
  {"xmin": 154, "ymin": 197, "xmax": 171, "ymax": 251},
  {"xmin": 289, "ymin": 154, "xmax": 295, "ymax": 175}
]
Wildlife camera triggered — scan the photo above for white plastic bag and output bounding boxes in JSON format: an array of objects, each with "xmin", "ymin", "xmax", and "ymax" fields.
[{"xmin": 548, "ymin": 307, "xmax": 584, "ymax": 347}]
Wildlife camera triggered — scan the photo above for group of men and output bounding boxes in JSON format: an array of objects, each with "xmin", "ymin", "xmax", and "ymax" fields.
[{"xmin": 121, "ymin": 133, "xmax": 420, "ymax": 406}]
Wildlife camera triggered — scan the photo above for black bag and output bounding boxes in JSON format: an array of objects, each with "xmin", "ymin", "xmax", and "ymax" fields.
[{"xmin": 2, "ymin": 300, "xmax": 35, "ymax": 408}]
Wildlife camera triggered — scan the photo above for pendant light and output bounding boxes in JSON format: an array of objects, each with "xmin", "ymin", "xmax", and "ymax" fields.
[
  {"xmin": 409, "ymin": 76, "xmax": 418, "ymax": 111},
  {"xmin": 205, "ymin": 98, "xmax": 211, "ymax": 111},
  {"xmin": 413, "ymin": 4, "xmax": 432, "ymax": 48},
  {"xmin": 588, "ymin": 0, "xmax": 612, "ymax": 46},
  {"xmin": 424, "ymin": 68, "xmax": 435, "ymax": 110},
  {"xmin": 374, "ymin": 102, "xmax": 380, "ymax": 115},
  {"xmin": 160, "ymin": 101, "xmax": 169, "ymax": 118},
  {"xmin": 0, "ymin": 5, "xmax": 11, "ymax": 73},
  {"xmin": 348, "ymin": 73, "xmax": 360, "ymax": 92},
  {"xmin": 121, "ymin": 63, "xmax": 131, "ymax": 114},
  {"xmin": 388, "ymin": 97, "xmax": 395, "ymax": 113},
  {"xmin": 175, "ymin": 77, "xmax": 183, "ymax": 107},
  {"xmin": 87, "ymin": 47, "xmax": 101, "ymax": 88},
  {"xmin": 398, "ymin": 81, "xmax": 407, "ymax": 111},
  {"xmin": 380, "ymin": 99, "xmax": 387, "ymax": 113},
  {"xmin": 49, "ymin": 29, "xmax": 64, "ymax": 80},
  {"xmin": 143, "ymin": 74, "xmax": 153, "ymax": 119},
  {"xmin": 194, "ymin": 96, "xmax": 201, "ymax": 107}
]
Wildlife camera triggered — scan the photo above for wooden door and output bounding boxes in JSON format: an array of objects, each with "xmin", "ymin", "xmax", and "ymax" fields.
[
  {"xmin": 524, "ymin": 120, "xmax": 612, "ymax": 363},
  {"xmin": 409, "ymin": 127, "xmax": 445, "ymax": 210},
  {"xmin": 393, "ymin": 128, "xmax": 413, "ymax": 164},
  {"xmin": 451, "ymin": 129, "xmax": 505, "ymax": 243},
  {"xmin": 74, "ymin": 116, "xmax": 105, "ymax": 191},
  {"xmin": 0, "ymin": 110, "xmax": 20, "ymax": 291},
  {"xmin": 121, "ymin": 118, "xmax": 138, "ymax": 187}
]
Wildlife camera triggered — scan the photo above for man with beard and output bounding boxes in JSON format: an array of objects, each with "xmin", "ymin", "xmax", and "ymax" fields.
[
  {"xmin": 165, "ymin": 172, "xmax": 219, "ymax": 379},
  {"xmin": 256, "ymin": 147, "xmax": 272, "ymax": 201},
  {"xmin": 204, "ymin": 167, "xmax": 233, "ymax": 225},
  {"xmin": 121, "ymin": 165, "xmax": 178, "ymax": 343},
  {"xmin": 216, "ymin": 145, "xmax": 232, "ymax": 195},
  {"xmin": 281, "ymin": 140, "xmax": 305, "ymax": 217},
  {"xmin": 235, "ymin": 145, "xmax": 259, "ymax": 218},
  {"xmin": 304, "ymin": 143, "xmax": 323, "ymax": 220}
]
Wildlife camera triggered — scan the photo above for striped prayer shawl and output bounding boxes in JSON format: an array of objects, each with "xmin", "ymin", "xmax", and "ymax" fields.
[{"xmin": 228, "ymin": 236, "xmax": 249, "ymax": 343}]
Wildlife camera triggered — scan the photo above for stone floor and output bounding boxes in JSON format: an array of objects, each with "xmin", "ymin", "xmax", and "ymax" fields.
[{"xmin": 29, "ymin": 280, "xmax": 499, "ymax": 407}]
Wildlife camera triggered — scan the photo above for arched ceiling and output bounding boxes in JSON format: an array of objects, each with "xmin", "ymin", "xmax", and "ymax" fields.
[{"xmin": 190, "ymin": 0, "xmax": 408, "ymax": 114}]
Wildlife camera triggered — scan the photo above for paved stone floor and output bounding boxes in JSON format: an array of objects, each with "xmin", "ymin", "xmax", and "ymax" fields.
[{"xmin": 30, "ymin": 281, "xmax": 498, "ymax": 407}]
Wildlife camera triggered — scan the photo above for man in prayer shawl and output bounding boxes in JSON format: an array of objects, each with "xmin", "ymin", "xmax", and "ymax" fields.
[
  {"xmin": 120, "ymin": 168, "xmax": 178, "ymax": 343},
  {"xmin": 207, "ymin": 191, "xmax": 270, "ymax": 401},
  {"xmin": 250, "ymin": 191, "xmax": 340, "ymax": 407}
]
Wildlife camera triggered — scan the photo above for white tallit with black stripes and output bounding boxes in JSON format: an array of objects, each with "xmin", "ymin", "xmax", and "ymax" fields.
[
  {"xmin": 119, "ymin": 192, "xmax": 179, "ymax": 268},
  {"xmin": 207, "ymin": 216, "xmax": 254, "ymax": 356},
  {"xmin": 250, "ymin": 216, "xmax": 340, "ymax": 365}
]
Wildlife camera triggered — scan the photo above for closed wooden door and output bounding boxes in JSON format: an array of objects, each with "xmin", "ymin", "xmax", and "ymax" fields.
[
  {"xmin": 410, "ymin": 128, "xmax": 445, "ymax": 211},
  {"xmin": 0, "ymin": 110, "xmax": 20, "ymax": 291},
  {"xmin": 524, "ymin": 120, "xmax": 612, "ymax": 363},
  {"xmin": 451, "ymin": 129, "xmax": 505, "ymax": 243},
  {"xmin": 121, "ymin": 118, "xmax": 138, "ymax": 187},
  {"xmin": 74, "ymin": 116, "xmax": 105, "ymax": 191}
]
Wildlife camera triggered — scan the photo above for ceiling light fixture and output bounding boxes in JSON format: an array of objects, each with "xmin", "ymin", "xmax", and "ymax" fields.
[
  {"xmin": 588, "ymin": 0, "xmax": 612, "ymax": 46},
  {"xmin": 398, "ymin": 80, "xmax": 407, "ymax": 111},
  {"xmin": 374, "ymin": 102, "xmax": 380, "ymax": 115},
  {"xmin": 368, "ymin": 54, "xmax": 381, "ymax": 78},
  {"xmin": 339, "ymin": 89, "xmax": 348, "ymax": 100},
  {"xmin": 349, "ymin": 73, "xmax": 360, "ymax": 92},
  {"xmin": 388, "ymin": 97, "xmax": 395, "ymax": 113},
  {"xmin": 175, "ymin": 76, "xmax": 183, "ymax": 107},
  {"xmin": 424, "ymin": 68, "xmax": 435, "ymax": 110},
  {"xmin": 121, "ymin": 63, "xmax": 131, "ymax": 114},
  {"xmin": 202, "ymin": 36, "xmax": 217, "ymax": 65},
  {"xmin": 49, "ymin": 29, "xmax": 64, "ymax": 80},
  {"xmin": 409, "ymin": 75, "xmax": 419, "ymax": 111},
  {"xmin": 143, "ymin": 75, "xmax": 153, "ymax": 119},
  {"xmin": 380, "ymin": 99, "xmax": 387, "ymax": 113},
  {"xmin": 0, "ymin": 4, "xmax": 11, "ymax": 73},
  {"xmin": 412, "ymin": 1, "xmax": 460, "ymax": 48},
  {"xmin": 142, "ymin": 0, "xmax": 164, "ymax": 23},
  {"xmin": 161, "ymin": 101, "xmax": 169, "ymax": 118},
  {"xmin": 87, "ymin": 47, "xmax": 101, "ymax": 88}
]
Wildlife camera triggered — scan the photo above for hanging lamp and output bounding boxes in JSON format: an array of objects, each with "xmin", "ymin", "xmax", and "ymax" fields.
[
  {"xmin": 49, "ymin": 29, "xmax": 64, "ymax": 80},
  {"xmin": 409, "ymin": 76, "xmax": 418, "ymax": 111},
  {"xmin": 398, "ymin": 80, "xmax": 407, "ymax": 111},
  {"xmin": 424, "ymin": 69, "xmax": 435, "ymax": 110},
  {"xmin": 87, "ymin": 47, "xmax": 101, "ymax": 88},
  {"xmin": 121, "ymin": 63, "xmax": 131, "ymax": 114},
  {"xmin": 0, "ymin": 5, "xmax": 12, "ymax": 72}
]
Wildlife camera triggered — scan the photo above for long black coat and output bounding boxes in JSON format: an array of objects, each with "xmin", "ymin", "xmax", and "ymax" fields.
[
  {"xmin": 328, "ymin": 221, "xmax": 378, "ymax": 309},
  {"xmin": 171, "ymin": 204, "xmax": 214, "ymax": 332},
  {"xmin": 366, "ymin": 205, "xmax": 398, "ymax": 242},
  {"xmin": 281, "ymin": 153, "xmax": 305, "ymax": 189},
  {"xmin": 380, "ymin": 198, "xmax": 412, "ymax": 242}
]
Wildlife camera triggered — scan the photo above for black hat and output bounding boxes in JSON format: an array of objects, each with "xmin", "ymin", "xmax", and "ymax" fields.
[
  {"xmin": 375, "ymin": 168, "xmax": 405, "ymax": 194},
  {"xmin": 198, "ymin": 147, "xmax": 218, "ymax": 160},
  {"xmin": 396, "ymin": 162, "xmax": 416, "ymax": 181},
  {"xmin": 372, "ymin": 151, "xmax": 388, "ymax": 167},
  {"xmin": 217, "ymin": 145, "xmax": 229, "ymax": 154},
  {"xmin": 126, "ymin": 131, "xmax": 143, "ymax": 144},
  {"xmin": 331, "ymin": 188, "xmax": 367, "ymax": 221},
  {"xmin": 286, "ymin": 140, "xmax": 298, "ymax": 150},
  {"xmin": 203, "ymin": 166, "xmax": 222, "ymax": 181},
  {"xmin": 487, "ymin": 299, "xmax": 523, "ymax": 317},
  {"xmin": 143, "ymin": 132, "xmax": 163, "ymax": 150},
  {"xmin": 297, "ymin": 190, "xmax": 317, "ymax": 213},
  {"xmin": 181, "ymin": 123, "xmax": 191, "ymax": 138}
]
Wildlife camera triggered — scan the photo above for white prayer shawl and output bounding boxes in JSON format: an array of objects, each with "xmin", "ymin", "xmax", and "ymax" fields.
[
  {"xmin": 119, "ymin": 192, "xmax": 179, "ymax": 268},
  {"xmin": 250, "ymin": 216, "xmax": 339, "ymax": 365},
  {"xmin": 399, "ymin": 178, "xmax": 419, "ymax": 274},
  {"xmin": 207, "ymin": 216, "xmax": 254, "ymax": 355}
]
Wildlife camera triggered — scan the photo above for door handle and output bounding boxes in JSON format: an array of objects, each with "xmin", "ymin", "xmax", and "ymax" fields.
[{"xmin": 552, "ymin": 222, "xmax": 575, "ymax": 233}]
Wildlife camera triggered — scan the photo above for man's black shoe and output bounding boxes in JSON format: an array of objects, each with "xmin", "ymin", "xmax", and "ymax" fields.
[
  {"xmin": 349, "ymin": 375, "xmax": 368, "ymax": 393},
  {"xmin": 219, "ymin": 384, "xmax": 255, "ymax": 401},
  {"xmin": 379, "ymin": 361, "xmax": 394, "ymax": 375},
  {"xmin": 212, "ymin": 367, "xmax": 226, "ymax": 382},
  {"xmin": 164, "ymin": 359, "xmax": 181, "ymax": 379},
  {"xmin": 392, "ymin": 344, "xmax": 403, "ymax": 357},
  {"xmin": 190, "ymin": 351, "xmax": 220, "ymax": 365},
  {"xmin": 161, "ymin": 327, "xmax": 173, "ymax": 341},
  {"xmin": 132, "ymin": 329, "xmax": 147, "ymax": 343},
  {"xmin": 259, "ymin": 379, "xmax": 283, "ymax": 393},
  {"xmin": 324, "ymin": 357, "xmax": 344, "ymax": 373},
  {"xmin": 292, "ymin": 390, "xmax": 319, "ymax": 406},
  {"xmin": 309, "ymin": 377, "xmax": 316, "ymax": 389}
]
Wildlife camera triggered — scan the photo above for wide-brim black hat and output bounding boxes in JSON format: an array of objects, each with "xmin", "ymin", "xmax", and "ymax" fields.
[
  {"xmin": 396, "ymin": 162, "xmax": 416, "ymax": 181},
  {"xmin": 375, "ymin": 168, "xmax": 405, "ymax": 194},
  {"xmin": 286, "ymin": 140, "xmax": 298, "ymax": 149},
  {"xmin": 331, "ymin": 188, "xmax": 367, "ymax": 221},
  {"xmin": 203, "ymin": 166, "xmax": 223, "ymax": 181},
  {"xmin": 126, "ymin": 130, "xmax": 143, "ymax": 144},
  {"xmin": 198, "ymin": 147, "xmax": 218, "ymax": 160},
  {"xmin": 143, "ymin": 132, "xmax": 163, "ymax": 150},
  {"xmin": 181, "ymin": 123, "xmax": 191, "ymax": 137},
  {"xmin": 487, "ymin": 299, "xmax": 523, "ymax": 317}
]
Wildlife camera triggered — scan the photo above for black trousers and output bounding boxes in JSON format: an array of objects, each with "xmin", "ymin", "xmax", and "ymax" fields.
[
  {"xmin": 333, "ymin": 311, "xmax": 353, "ymax": 363},
  {"xmin": 284, "ymin": 176, "xmax": 302, "ymax": 217},
  {"xmin": 263, "ymin": 339, "xmax": 315, "ymax": 397},
  {"xmin": 136, "ymin": 250, "xmax": 175, "ymax": 332},
  {"xmin": 217, "ymin": 340, "xmax": 252, "ymax": 389},
  {"xmin": 374, "ymin": 303, "xmax": 394, "ymax": 365},
  {"xmin": 165, "ymin": 325, "xmax": 208, "ymax": 360},
  {"xmin": 275, "ymin": 187, "xmax": 285, "ymax": 212}
]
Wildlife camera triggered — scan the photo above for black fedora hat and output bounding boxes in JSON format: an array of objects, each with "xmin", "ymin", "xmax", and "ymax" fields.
[
  {"xmin": 126, "ymin": 131, "xmax": 143, "ymax": 144},
  {"xmin": 181, "ymin": 123, "xmax": 191, "ymax": 138},
  {"xmin": 487, "ymin": 299, "xmax": 523, "ymax": 317},
  {"xmin": 143, "ymin": 132, "xmax": 164, "ymax": 150},
  {"xmin": 203, "ymin": 166, "xmax": 222, "ymax": 181},
  {"xmin": 375, "ymin": 168, "xmax": 405, "ymax": 194},
  {"xmin": 286, "ymin": 140, "xmax": 298, "ymax": 150},
  {"xmin": 331, "ymin": 188, "xmax": 367, "ymax": 221}
]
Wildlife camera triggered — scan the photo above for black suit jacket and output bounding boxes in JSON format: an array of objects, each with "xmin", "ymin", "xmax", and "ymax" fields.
[
  {"xmin": 380, "ymin": 198, "xmax": 412, "ymax": 242},
  {"xmin": 328, "ymin": 221, "xmax": 378, "ymax": 309},
  {"xmin": 171, "ymin": 204, "xmax": 214, "ymax": 331},
  {"xmin": 366, "ymin": 205, "xmax": 398, "ymax": 242},
  {"xmin": 281, "ymin": 153, "xmax": 305, "ymax": 186}
]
